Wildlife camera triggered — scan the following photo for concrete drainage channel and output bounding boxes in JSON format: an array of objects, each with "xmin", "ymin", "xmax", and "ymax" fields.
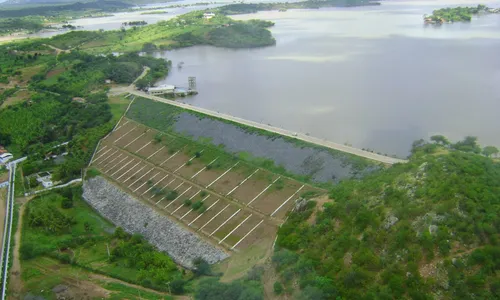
[
  {"xmin": 0, "ymin": 162, "xmax": 16, "ymax": 299},
  {"xmin": 83, "ymin": 176, "xmax": 229, "ymax": 268}
]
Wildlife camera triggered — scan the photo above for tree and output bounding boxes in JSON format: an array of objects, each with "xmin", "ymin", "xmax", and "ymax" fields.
[
  {"xmin": 483, "ymin": 146, "xmax": 499, "ymax": 158},
  {"xmin": 430, "ymin": 135, "xmax": 449, "ymax": 145},
  {"xmin": 452, "ymin": 136, "xmax": 481, "ymax": 153},
  {"xmin": 410, "ymin": 139, "xmax": 427, "ymax": 154},
  {"xmin": 170, "ymin": 278, "xmax": 186, "ymax": 294},
  {"xmin": 193, "ymin": 257, "xmax": 211, "ymax": 276},
  {"xmin": 142, "ymin": 42, "xmax": 158, "ymax": 52},
  {"xmin": 135, "ymin": 78, "xmax": 149, "ymax": 90},
  {"xmin": 273, "ymin": 281, "xmax": 283, "ymax": 295},
  {"xmin": 61, "ymin": 197, "xmax": 73, "ymax": 209}
]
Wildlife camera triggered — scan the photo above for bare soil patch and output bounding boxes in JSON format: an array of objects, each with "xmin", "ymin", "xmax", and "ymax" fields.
[
  {"xmin": 234, "ymin": 221, "xmax": 276, "ymax": 250},
  {"xmin": 250, "ymin": 181, "xmax": 300, "ymax": 216},
  {"xmin": 45, "ymin": 67, "xmax": 66, "ymax": 79},
  {"xmin": 200, "ymin": 205, "xmax": 241, "ymax": 238},
  {"xmin": 105, "ymin": 120, "xmax": 136, "ymax": 143},
  {"xmin": 189, "ymin": 200, "xmax": 228, "ymax": 230},
  {"xmin": 191, "ymin": 168, "xmax": 220, "ymax": 187},
  {"xmin": 176, "ymin": 194, "xmax": 218, "ymax": 224},
  {"xmin": 212, "ymin": 211, "xmax": 252, "ymax": 246},
  {"xmin": 124, "ymin": 133, "xmax": 155, "ymax": 153},
  {"xmin": 306, "ymin": 194, "xmax": 330, "ymax": 225},
  {"xmin": 211, "ymin": 170, "xmax": 247, "ymax": 197},
  {"xmin": 231, "ymin": 171, "xmax": 279, "ymax": 205},
  {"xmin": 177, "ymin": 158, "xmax": 206, "ymax": 179},
  {"xmin": 161, "ymin": 152, "xmax": 192, "ymax": 172},
  {"xmin": 10, "ymin": 196, "xmax": 34, "ymax": 299},
  {"xmin": 115, "ymin": 126, "xmax": 148, "ymax": 149},
  {"xmin": 3, "ymin": 90, "xmax": 32, "ymax": 108}
]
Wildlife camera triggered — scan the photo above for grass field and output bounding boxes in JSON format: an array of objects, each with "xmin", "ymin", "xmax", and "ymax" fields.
[
  {"xmin": 22, "ymin": 256, "xmax": 174, "ymax": 300},
  {"xmin": 19, "ymin": 187, "xmax": 185, "ymax": 298}
]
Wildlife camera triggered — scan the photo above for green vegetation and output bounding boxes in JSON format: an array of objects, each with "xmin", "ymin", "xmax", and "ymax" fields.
[
  {"xmin": 0, "ymin": 17, "xmax": 45, "ymax": 35},
  {"xmin": 192, "ymin": 201, "xmax": 204, "ymax": 212},
  {"xmin": 273, "ymin": 137, "xmax": 500, "ymax": 298},
  {"xmin": 217, "ymin": 0, "xmax": 380, "ymax": 15},
  {"xmin": 0, "ymin": 1, "xmax": 131, "ymax": 35},
  {"xmin": 195, "ymin": 266, "xmax": 264, "ymax": 300},
  {"xmin": 141, "ymin": 10, "xmax": 168, "ymax": 15},
  {"xmin": 0, "ymin": 1, "xmax": 131, "ymax": 18},
  {"xmin": 126, "ymin": 97, "xmax": 377, "ymax": 188},
  {"xmin": 424, "ymin": 4, "xmax": 498, "ymax": 24},
  {"xmin": 21, "ymin": 187, "xmax": 188, "ymax": 295},
  {"xmin": 43, "ymin": 11, "xmax": 275, "ymax": 53},
  {"xmin": 0, "ymin": 44, "xmax": 164, "ymax": 183}
]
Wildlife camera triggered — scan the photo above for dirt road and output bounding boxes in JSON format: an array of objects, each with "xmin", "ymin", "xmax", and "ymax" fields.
[{"xmin": 9, "ymin": 196, "xmax": 32, "ymax": 299}]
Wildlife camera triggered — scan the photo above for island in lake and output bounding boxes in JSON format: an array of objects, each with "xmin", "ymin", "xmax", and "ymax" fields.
[{"xmin": 424, "ymin": 4, "xmax": 500, "ymax": 24}]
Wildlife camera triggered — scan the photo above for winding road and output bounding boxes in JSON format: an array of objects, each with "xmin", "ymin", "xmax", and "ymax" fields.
[{"xmin": 125, "ymin": 89, "xmax": 407, "ymax": 165}]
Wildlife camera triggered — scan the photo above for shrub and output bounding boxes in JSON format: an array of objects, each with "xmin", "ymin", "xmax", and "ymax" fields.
[
  {"xmin": 85, "ymin": 168, "xmax": 101, "ymax": 179},
  {"xmin": 166, "ymin": 191, "xmax": 178, "ymax": 201},
  {"xmin": 61, "ymin": 197, "xmax": 73, "ymax": 209},
  {"xmin": 170, "ymin": 278, "xmax": 186, "ymax": 294},
  {"xmin": 193, "ymin": 257, "xmax": 211, "ymax": 276},
  {"xmin": 273, "ymin": 281, "xmax": 283, "ymax": 295},
  {"xmin": 192, "ymin": 201, "xmax": 203, "ymax": 210},
  {"xmin": 184, "ymin": 199, "xmax": 192, "ymax": 207},
  {"xmin": 153, "ymin": 133, "xmax": 162, "ymax": 143}
]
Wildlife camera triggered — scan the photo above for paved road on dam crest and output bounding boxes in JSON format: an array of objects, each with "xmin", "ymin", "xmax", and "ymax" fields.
[{"xmin": 126, "ymin": 89, "xmax": 407, "ymax": 165}]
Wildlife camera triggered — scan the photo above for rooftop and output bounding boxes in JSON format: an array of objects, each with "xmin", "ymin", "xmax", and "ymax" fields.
[{"xmin": 149, "ymin": 85, "xmax": 176, "ymax": 92}]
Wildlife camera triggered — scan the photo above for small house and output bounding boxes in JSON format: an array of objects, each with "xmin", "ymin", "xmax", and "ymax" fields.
[
  {"xmin": 0, "ymin": 153, "xmax": 13, "ymax": 164},
  {"xmin": 148, "ymin": 85, "xmax": 176, "ymax": 95},
  {"xmin": 36, "ymin": 171, "xmax": 53, "ymax": 188}
]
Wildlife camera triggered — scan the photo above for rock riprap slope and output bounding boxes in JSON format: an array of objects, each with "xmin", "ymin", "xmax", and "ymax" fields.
[{"xmin": 83, "ymin": 176, "xmax": 229, "ymax": 268}]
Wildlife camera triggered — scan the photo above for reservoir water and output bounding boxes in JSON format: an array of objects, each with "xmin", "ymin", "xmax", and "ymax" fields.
[
  {"xmin": 150, "ymin": 0, "xmax": 500, "ymax": 157},
  {"xmin": 14, "ymin": 0, "xmax": 500, "ymax": 157}
]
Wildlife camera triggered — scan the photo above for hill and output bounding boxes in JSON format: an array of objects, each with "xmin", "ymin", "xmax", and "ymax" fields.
[
  {"xmin": 272, "ymin": 138, "xmax": 500, "ymax": 299},
  {"xmin": 0, "ymin": 1, "xmax": 131, "ymax": 18}
]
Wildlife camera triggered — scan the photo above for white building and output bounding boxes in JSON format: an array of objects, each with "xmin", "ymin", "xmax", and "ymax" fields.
[
  {"xmin": 36, "ymin": 172, "xmax": 53, "ymax": 188},
  {"xmin": 148, "ymin": 85, "xmax": 176, "ymax": 95},
  {"xmin": 0, "ymin": 153, "xmax": 13, "ymax": 164},
  {"xmin": 203, "ymin": 12, "xmax": 215, "ymax": 20}
]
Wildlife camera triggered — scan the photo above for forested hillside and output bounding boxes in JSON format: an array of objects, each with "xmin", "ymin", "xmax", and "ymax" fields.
[
  {"xmin": 0, "ymin": 42, "xmax": 169, "ymax": 182},
  {"xmin": 273, "ymin": 138, "xmax": 500, "ymax": 299}
]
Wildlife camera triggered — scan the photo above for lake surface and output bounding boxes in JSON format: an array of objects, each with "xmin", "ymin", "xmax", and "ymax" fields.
[
  {"xmin": 150, "ymin": 0, "xmax": 500, "ymax": 157},
  {"xmin": 14, "ymin": 0, "xmax": 500, "ymax": 157}
]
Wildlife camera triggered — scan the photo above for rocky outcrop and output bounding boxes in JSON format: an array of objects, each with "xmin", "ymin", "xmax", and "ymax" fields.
[{"xmin": 83, "ymin": 176, "xmax": 229, "ymax": 268}]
